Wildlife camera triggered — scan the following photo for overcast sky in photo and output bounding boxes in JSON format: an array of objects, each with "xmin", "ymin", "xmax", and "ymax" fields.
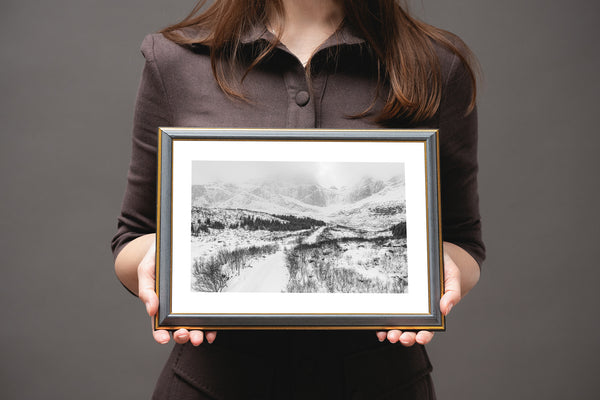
[{"xmin": 191, "ymin": 161, "xmax": 405, "ymax": 187}]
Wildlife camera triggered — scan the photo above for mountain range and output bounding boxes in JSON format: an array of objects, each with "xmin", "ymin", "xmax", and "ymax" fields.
[{"xmin": 192, "ymin": 175, "xmax": 406, "ymax": 230}]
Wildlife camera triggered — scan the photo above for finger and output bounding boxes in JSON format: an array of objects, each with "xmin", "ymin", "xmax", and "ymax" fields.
[
  {"xmin": 375, "ymin": 331, "xmax": 387, "ymax": 342},
  {"xmin": 387, "ymin": 330, "xmax": 401, "ymax": 343},
  {"xmin": 415, "ymin": 331, "xmax": 435, "ymax": 345},
  {"xmin": 441, "ymin": 252, "xmax": 461, "ymax": 316},
  {"xmin": 153, "ymin": 329, "xmax": 170, "ymax": 345},
  {"xmin": 205, "ymin": 331, "xmax": 217, "ymax": 344},
  {"xmin": 189, "ymin": 330, "xmax": 205, "ymax": 346},
  {"xmin": 173, "ymin": 329, "xmax": 190, "ymax": 344},
  {"xmin": 399, "ymin": 331, "xmax": 417, "ymax": 347}
]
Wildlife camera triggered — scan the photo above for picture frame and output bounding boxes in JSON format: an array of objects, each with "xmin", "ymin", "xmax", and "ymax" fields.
[{"xmin": 155, "ymin": 128, "xmax": 444, "ymax": 331}]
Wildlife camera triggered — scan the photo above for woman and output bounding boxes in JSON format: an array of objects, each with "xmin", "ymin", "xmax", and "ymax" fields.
[{"xmin": 113, "ymin": 0, "xmax": 484, "ymax": 398}]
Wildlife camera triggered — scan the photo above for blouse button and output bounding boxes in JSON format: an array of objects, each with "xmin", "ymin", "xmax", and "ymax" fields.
[{"xmin": 295, "ymin": 91, "xmax": 310, "ymax": 107}]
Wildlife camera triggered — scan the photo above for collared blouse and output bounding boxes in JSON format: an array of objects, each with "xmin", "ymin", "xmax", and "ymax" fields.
[{"xmin": 112, "ymin": 24, "xmax": 484, "ymax": 264}]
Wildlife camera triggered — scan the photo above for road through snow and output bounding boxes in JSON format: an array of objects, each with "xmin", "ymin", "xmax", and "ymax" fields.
[{"xmin": 223, "ymin": 247, "xmax": 289, "ymax": 292}]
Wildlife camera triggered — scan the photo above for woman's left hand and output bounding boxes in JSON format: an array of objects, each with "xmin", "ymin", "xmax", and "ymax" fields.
[{"xmin": 375, "ymin": 248, "xmax": 463, "ymax": 346}]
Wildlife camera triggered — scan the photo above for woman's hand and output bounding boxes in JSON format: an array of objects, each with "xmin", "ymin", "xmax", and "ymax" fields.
[
  {"xmin": 135, "ymin": 236, "xmax": 217, "ymax": 346},
  {"xmin": 375, "ymin": 242, "xmax": 479, "ymax": 345}
]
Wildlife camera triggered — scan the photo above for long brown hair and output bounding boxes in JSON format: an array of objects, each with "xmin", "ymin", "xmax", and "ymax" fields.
[{"xmin": 160, "ymin": 0, "xmax": 478, "ymax": 124}]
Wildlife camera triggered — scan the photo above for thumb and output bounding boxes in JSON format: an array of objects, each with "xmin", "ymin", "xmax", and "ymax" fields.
[
  {"xmin": 138, "ymin": 242, "xmax": 158, "ymax": 317},
  {"xmin": 440, "ymin": 251, "xmax": 461, "ymax": 316}
]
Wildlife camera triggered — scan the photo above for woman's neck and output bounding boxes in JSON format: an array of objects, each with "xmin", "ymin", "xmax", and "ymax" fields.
[{"xmin": 270, "ymin": 0, "xmax": 344, "ymax": 66}]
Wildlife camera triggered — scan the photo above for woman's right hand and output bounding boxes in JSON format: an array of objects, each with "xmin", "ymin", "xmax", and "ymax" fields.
[{"xmin": 137, "ymin": 238, "xmax": 217, "ymax": 346}]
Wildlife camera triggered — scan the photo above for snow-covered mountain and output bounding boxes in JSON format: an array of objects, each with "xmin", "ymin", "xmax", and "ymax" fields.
[{"xmin": 192, "ymin": 175, "xmax": 405, "ymax": 230}]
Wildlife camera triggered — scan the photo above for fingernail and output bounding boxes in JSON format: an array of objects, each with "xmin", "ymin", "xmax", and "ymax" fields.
[
  {"xmin": 447, "ymin": 303, "xmax": 453, "ymax": 315},
  {"xmin": 378, "ymin": 336, "xmax": 384, "ymax": 343}
]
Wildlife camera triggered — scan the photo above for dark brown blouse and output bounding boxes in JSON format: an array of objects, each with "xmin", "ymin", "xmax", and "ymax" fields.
[
  {"xmin": 112, "ymin": 25, "xmax": 484, "ymax": 265},
  {"xmin": 112, "ymin": 24, "xmax": 484, "ymax": 399}
]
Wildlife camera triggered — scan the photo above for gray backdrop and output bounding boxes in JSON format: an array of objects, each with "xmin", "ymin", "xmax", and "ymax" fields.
[{"xmin": 2, "ymin": 0, "xmax": 598, "ymax": 399}]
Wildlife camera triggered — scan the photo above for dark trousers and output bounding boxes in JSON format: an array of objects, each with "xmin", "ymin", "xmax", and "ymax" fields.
[{"xmin": 152, "ymin": 331, "xmax": 436, "ymax": 400}]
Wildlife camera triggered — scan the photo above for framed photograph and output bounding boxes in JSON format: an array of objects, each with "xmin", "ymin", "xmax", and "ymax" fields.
[{"xmin": 155, "ymin": 128, "xmax": 444, "ymax": 331}]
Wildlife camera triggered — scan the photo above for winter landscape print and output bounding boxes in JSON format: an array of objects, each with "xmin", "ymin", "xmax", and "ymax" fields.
[{"xmin": 189, "ymin": 161, "xmax": 408, "ymax": 295}]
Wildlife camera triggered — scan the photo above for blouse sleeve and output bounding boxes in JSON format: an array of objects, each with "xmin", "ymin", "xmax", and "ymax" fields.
[
  {"xmin": 438, "ymin": 52, "xmax": 486, "ymax": 267},
  {"xmin": 111, "ymin": 35, "xmax": 172, "ymax": 258}
]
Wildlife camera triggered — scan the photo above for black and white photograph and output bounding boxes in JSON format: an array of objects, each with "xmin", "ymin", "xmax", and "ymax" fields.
[{"xmin": 189, "ymin": 161, "xmax": 408, "ymax": 294}]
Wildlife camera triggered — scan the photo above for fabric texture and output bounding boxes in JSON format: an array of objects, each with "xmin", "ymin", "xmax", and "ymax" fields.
[{"xmin": 112, "ymin": 21, "xmax": 484, "ymax": 400}]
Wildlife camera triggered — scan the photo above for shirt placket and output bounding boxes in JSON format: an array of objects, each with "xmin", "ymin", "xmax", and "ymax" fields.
[
  {"xmin": 249, "ymin": 24, "xmax": 363, "ymax": 130},
  {"xmin": 281, "ymin": 62, "xmax": 316, "ymax": 129}
]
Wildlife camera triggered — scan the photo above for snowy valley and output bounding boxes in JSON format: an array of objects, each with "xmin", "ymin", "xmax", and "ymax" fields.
[{"xmin": 190, "ymin": 175, "xmax": 408, "ymax": 294}]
